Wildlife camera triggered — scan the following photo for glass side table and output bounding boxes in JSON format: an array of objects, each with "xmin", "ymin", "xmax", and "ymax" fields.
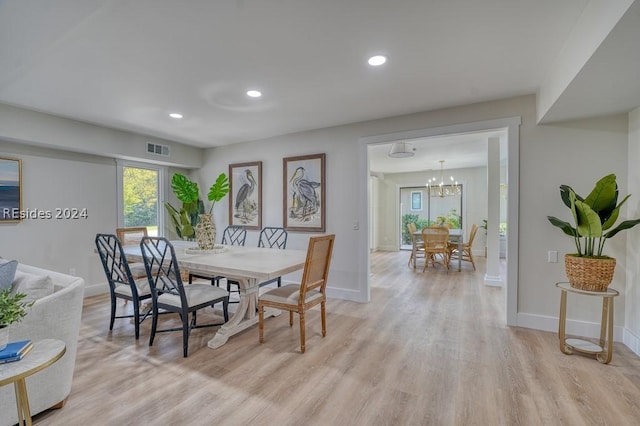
[
  {"xmin": 556, "ymin": 282, "xmax": 619, "ymax": 364},
  {"xmin": 0, "ymin": 339, "xmax": 66, "ymax": 426}
]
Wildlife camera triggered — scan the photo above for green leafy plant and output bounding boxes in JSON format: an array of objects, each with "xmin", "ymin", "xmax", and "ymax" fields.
[
  {"xmin": 547, "ymin": 174, "xmax": 640, "ymax": 257},
  {"xmin": 164, "ymin": 172, "xmax": 230, "ymax": 239},
  {"xmin": 0, "ymin": 289, "xmax": 34, "ymax": 326}
]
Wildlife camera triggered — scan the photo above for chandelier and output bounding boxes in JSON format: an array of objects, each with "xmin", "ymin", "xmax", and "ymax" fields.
[{"xmin": 426, "ymin": 160, "xmax": 461, "ymax": 197}]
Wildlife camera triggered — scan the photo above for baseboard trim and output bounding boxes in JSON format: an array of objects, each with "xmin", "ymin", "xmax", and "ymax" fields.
[
  {"xmin": 484, "ymin": 274, "xmax": 503, "ymax": 287},
  {"xmin": 516, "ymin": 312, "xmax": 625, "ymax": 343},
  {"xmin": 84, "ymin": 281, "xmax": 108, "ymax": 297},
  {"xmin": 623, "ymin": 328, "xmax": 640, "ymax": 357}
]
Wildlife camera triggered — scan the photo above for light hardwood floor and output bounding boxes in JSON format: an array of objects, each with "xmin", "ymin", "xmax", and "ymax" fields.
[{"xmin": 34, "ymin": 251, "xmax": 640, "ymax": 425}]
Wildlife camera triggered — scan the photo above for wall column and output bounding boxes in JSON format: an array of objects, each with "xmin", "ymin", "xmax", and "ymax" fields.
[{"xmin": 485, "ymin": 136, "xmax": 502, "ymax": 286}]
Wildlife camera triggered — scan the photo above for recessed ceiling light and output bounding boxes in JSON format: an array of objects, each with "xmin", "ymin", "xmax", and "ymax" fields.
[
  {"xmin": 169, "ymin": 113, "xmax": 183, "ymax": 119},
  {"xmin": 368, "ymin": 55, "xmax": 387, "ymax": 66},
  {"xmin": 246, "ymin": 90, "xmax": 262, "ymax": 98}
]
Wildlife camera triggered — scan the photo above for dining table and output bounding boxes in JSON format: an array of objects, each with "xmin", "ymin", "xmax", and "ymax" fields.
[
  {"xmin": 413, "ymin": 228, "xmax": 464, "ymax": 271},
  {"xmin": 122, "ymin": 240, "xmax": 308, "ymax": 349}
]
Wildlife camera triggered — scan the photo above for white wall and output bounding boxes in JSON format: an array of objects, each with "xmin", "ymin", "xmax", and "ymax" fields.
[
  {"xmin": 195, "ymin": 95, "xmax": 632, "ymax": 333},
  {"xmin": 0, "ymin": 141, "xmax": 116, "ymax": 293},
  {"xmin": 1, "ymin": 94, "xmax": 636, "ymax": 350},
  {"xmin": 626, "ymin": 107, "xmax": 640, "ymax": 353},
  {"xmin": 0, "ymin": 140, "xmax": 192, "ymax": 295}
]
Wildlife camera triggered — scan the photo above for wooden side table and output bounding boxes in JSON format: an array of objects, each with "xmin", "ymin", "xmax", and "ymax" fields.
[
  {"xmin": 0, "ymin": 339, "xmax": 66, "ymax": 426},
  {"xmin": 556, "ymin": 282, "xmax": 619, "ymax": 364}
]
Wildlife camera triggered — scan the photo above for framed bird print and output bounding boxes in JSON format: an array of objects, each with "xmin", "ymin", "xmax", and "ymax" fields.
[
  {"xmin": 229, "ymin": 161, "xmax": 262, "ymax": 230},
  {"xmin": 283, "ymin": 153, "xmax": 325, "ymax": 232}
]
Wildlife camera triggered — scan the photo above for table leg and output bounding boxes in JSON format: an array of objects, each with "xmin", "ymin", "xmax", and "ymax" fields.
[
  {"xmin": 14, "ymin": 379, "xmax": 32, "ymax": 426},
  {"xmin": 207, "ymin": 277, "xmax": 280, "ymax": 349},
  {"xmin": 558, "ymin": 290, "xmax": 571, "ymax": 355},
  {"xmin": 597, "ymin": 298, "xmax": 614, "ymax": 364}
]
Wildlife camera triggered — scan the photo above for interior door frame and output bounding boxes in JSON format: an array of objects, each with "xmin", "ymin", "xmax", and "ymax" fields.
[{"xmin": 357, "ymin": 116, "xmax": 521, "ymax": 326}]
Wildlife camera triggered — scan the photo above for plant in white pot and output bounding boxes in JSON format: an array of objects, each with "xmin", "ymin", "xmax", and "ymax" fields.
[
  {"xmin": 0, "ymin": 289, "xmax": 34, "ymax": 350},
  {"xmin": 547, "ymin": 174, "xmax": 640, "ymax": 291}
]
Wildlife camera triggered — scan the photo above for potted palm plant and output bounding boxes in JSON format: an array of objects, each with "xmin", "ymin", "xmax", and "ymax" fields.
[
  {"xmin": 547, "ymin": 174, "xmax": 640, "ymax": 291},
  {"xmin": 0, "ymin": 289, "xmax": 34, "ymax": 350},
  {"xmin": 165, "ymin": 172, "xmax": 229, "ymax": 249}
]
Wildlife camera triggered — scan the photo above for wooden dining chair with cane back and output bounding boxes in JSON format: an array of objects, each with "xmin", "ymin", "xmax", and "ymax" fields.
[
  {"xmin": 258, "ymin": 234, "xmax": 335, "ymax": 353},
  {"xmin": 449, "ymin": 223, "xmax": 478, "ymax": 270},
  {"xmin": 421, "ymin": 226, "xmax": 450, "ymax": 271},
  {"xmin": 407, "ymin": 222, "xmax": 425, "ymax": 269},
  {"xmin": 116, "ymin": 227, "xmax": 148, "ymax": 279},
  {"xmin": 95, "ymin": 233, "xmax": 152, "ymax": 340},
  {"xmin": 140, "ymin": 237, "xmax": 230, "ymax": 357}
]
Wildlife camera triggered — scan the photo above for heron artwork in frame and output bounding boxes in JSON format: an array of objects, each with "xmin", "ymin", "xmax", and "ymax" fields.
[
  {"xmin": 0, "ymin": 157, "xmax": 22, "ymax": 222},
  {"xmin": 283, "ymin": 153, "xmax": 325, "ymax": 232},
  {"xmin": 229, "ymin": 161, "xmax": 262, "ymax": 230}
]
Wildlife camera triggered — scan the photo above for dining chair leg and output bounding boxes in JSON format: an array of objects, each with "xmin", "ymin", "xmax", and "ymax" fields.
[
  {"xmin": 133, "ymin": 304, "xmax": 140, "ymax": 340},
  {"xmin": 182, "ymin": 311, "xmax": 190, "ymax": 358},
  {"xmin": 258, "ymin": 304, "xmax": 265, "ymax": 343},
  {"xmin": 223, "ymin": 298, "xmax": 229, "ymax": 322},
  {"xmin": 321, "ymin": 301, "xmax": 326, "ymax": 337},
  {"xmin": 299, "ymin": 311, "xmax": 306, "ymax": 353},
  {"xmin": 149, "ymin": 304, "xmax": 158, "ymax": 347},
  {"xmin": 109, "ymin": 297, "xmax": 116, "ymax": 330},
  {"xmin": 289, "ymin": 311, "xmax": 294, "ymax": 327}
]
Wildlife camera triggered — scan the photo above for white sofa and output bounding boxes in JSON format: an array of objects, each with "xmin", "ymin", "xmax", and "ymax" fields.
[{"xmin": 0, "ymin": 264, "xmax": 84, "ymax": 426}]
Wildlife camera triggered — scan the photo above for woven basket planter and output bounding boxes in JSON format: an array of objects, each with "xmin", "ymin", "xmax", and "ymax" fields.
[{"xmin": 565, "ymin": 254, "xmax": 616, "ymax": 292}]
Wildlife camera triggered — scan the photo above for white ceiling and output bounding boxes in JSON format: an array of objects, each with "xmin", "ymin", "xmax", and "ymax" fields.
[
  {"xmin": 368, "ymin": 130, "xmax": 505, "ymax": 174},
  {"xmin": 3, "ymin": 1, "xmax": 639, "ymax": 175},
  {"xmin": 0, "ymin": 0, "xmax": 590, "ymax": 150}
]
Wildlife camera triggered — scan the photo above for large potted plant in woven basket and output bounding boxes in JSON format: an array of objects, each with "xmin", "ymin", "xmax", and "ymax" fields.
[{"xmin": 547, "ymin": 174, "xmax": 640, "ymax": 291}]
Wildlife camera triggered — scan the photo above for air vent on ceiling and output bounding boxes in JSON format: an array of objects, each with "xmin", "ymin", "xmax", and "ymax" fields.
[{"xmin": 147, "ymin": 142, "xmax": 170, "ymax": 157}]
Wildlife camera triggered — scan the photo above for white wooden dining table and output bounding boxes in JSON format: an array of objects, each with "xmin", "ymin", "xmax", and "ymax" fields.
[
  {"xmin": 413, "ymin": 228, "xmax": 464, "ymax": 271},
  {"xmin": 123, "ymin": 240, "xmax": 307, "ymax": 349}
]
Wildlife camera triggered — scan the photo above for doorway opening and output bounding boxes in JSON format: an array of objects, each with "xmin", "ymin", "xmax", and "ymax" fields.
[{"xmin": 358, "ymin": 116, "xmax": 521, "ymax": 325}]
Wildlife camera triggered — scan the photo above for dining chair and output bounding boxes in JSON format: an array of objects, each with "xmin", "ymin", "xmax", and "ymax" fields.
[
  {"xmin": 95, "ymin": 233, "xmax": 152, "ymax": 340},
  {"xmin": 188, "ymin": 225, "xmax": 248, "ymax": 288},
  {"xmin": 449, "ymin": 223, "xmax": 478, "ymax": 270},
  {"xmin": 407, "ymin": 223, "xmax": 425, "ymax": 268},
  {"xmin": 140, "ymin": 237, "xmax": 230, "ymax": 357},
  {"xmin": 258, "ymin": 234, "xmax": 335, "ymax": 353},
  {"xmin": 421, "ymin": 227, "xmax": 450, "ymax": 271},
  {"xmin": 115, "ymin": 227, "xmax": 148, "ymax": 279}
]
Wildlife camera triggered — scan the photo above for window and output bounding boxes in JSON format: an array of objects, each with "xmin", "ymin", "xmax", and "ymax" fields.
[
  {"xmin": 410, "ymin": 191, "xmax": 422, "ymax": 211},
  {"xmin": 116, "ymin": 161, "xmax": 166, "ymax": 236}
]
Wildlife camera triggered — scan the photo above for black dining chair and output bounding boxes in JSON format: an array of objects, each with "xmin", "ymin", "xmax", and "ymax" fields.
[
  {"xmin": 95, "ymin": 233, "xmax": 152, "ymax": 340},
  {"xmin": 140, "ymin": 237, "xmax": 230, "ymax": 357}
]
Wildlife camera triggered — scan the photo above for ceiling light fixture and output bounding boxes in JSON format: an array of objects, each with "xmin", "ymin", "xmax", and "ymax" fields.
[
  {"xmin": 426, "ymin": 160, "xmax": 461, "ymax": 197},
  {"xmin": 388, "ymin": 142, "xmax": 415, "ymax": 158},
  {"xmin": 246, "ymin": 90, "xmax": 262, "ymax": 98},
  {"xmin": 169, "ymin": 113, "xmax": 183, "ymax": 119},
  {"xmin": 368, "ymin": 55, "xmax": 387, "ymax": 66}
]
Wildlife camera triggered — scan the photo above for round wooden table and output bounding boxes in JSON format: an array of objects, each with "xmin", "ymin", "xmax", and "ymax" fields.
[{"xmin": 0, "ymin": 339, "xmax": 66, "ymax": 426}]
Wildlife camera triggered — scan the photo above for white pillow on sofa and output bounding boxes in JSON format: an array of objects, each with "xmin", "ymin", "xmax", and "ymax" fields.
[{"xmin": 11, "ymin": 270, "xmax": 54, "ymax": 302}]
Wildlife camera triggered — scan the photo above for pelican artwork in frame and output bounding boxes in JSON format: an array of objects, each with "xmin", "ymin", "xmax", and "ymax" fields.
[
  {"xmin": 283, "ymin": 153, "xmax": 326, "ymax": 232},
  {"xmin": 229, "ymin": 161, "xmax": 262, "ymax": 230}
]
